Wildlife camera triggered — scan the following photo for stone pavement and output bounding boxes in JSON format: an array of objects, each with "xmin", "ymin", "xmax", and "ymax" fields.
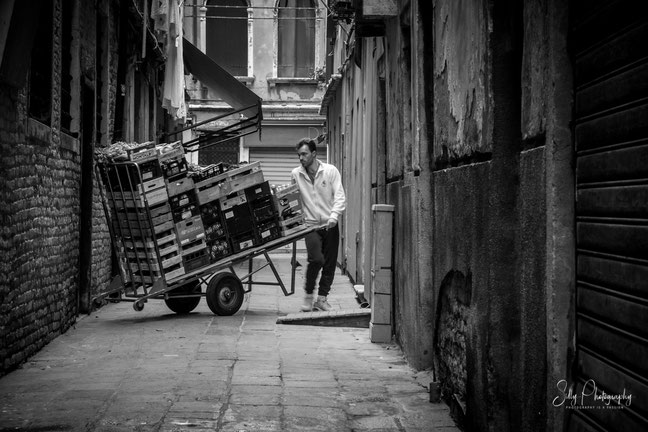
[{"xmin": 0, "ymin": 254, "xmax": 459, "ymax": 432}]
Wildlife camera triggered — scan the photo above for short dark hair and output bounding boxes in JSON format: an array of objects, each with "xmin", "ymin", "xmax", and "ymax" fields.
[{"xmin": 296, "ymin": 138, "xmax": 317, "ymax": 153}]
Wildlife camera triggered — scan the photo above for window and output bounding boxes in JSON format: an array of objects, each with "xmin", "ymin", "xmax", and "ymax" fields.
[
  {"xmin": 277, "ymin": 0, "xmax": 315, "ymax": 77},
  {"xmin": 28, "ymin": 1, "xmax": 53, "ymax": 125},
  {"xmin": 206, "ymin": 0, "xmax": 248, "ymax": 76},
  {"xmin": 61, "ymin": 0, "xmax": 73, "ymax": 133}
]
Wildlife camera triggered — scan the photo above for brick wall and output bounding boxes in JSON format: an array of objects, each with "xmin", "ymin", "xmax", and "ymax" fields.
[
  {"xmin": 0, "ymin": 0, "xmax": 115, "ymax": 375},
  {"xmin": 0, "ymin": 81, "xmax": 81, "ymax": 373}
]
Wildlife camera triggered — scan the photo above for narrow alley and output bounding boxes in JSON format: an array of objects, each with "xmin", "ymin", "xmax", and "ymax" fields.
[{"xmin": 0, "ymin": 256, "xmax": 459, "ymax": 432}]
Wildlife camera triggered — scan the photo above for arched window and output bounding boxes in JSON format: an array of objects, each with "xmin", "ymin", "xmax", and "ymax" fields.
[
  {"xmin": 277, "ymin": 0, "xmax": 315, "ymax": 77},
  {"xmin": 206, "ymin": 0, "xmax": 248, "ymax": 76}
]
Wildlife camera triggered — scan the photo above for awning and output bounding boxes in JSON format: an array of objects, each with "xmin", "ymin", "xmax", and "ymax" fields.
[
  {"xmin": 182, "ymin": 37, "xmax": 261, "ymax": 120},
  {"xmin": 163, "ymin": 38, "xmax": 263, "ymax": 153}
]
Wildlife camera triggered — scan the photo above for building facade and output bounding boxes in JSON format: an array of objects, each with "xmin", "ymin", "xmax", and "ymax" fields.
[
  {"xmin": 321, "ymin": 0, "xmax": 647, "ymax": 431},
  {"xmin": 182, "ymin": 0, "xmax": 329, "ymax": 187},
  {"xmin": 0, "ymin": 0, "xmax": 172, "ymax": 375}
]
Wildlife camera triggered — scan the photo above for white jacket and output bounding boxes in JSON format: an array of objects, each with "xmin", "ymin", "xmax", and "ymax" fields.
[{"xmin": 291, "ymin": 161, "xmax": 346, "ymax": 227}]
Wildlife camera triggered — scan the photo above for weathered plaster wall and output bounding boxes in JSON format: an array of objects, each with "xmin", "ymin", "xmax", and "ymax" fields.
[
  {"xmin": 433, "ymin": 162, "xmax": 490, "ymax": 421},
  {"xmin": 430, "ymin": 1, "xmax": 557, "ymax": 430},
  {"xmin": 378, "ymin": 8, "xmax": 435, "ymax": 369},
  {"xmin": 433, "ymin": 0, "xmax": 491, "ymax": 164},
  {"xmin": 326, "ymin": 2, "xmax": 573, "ymax": 429}
]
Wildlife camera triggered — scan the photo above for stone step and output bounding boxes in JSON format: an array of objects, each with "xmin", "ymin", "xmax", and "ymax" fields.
[{"xmin": 277, "ymin": 309, "xmax": 371, "ymax": 328}]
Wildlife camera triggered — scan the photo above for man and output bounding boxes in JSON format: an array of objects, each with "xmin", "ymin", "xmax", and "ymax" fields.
[{"xmin": 291, "ymin": 138, "xmax": 346, "ymax": 311}]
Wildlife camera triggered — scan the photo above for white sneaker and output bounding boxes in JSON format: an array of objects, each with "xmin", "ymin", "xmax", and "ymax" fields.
[
  {"xmin": 313, "ymin": 295, "xmax": 332, "ymax": 311},
  {"xmin": 301, "ymin": 293, "xmax": 314, "ymax": 312}
]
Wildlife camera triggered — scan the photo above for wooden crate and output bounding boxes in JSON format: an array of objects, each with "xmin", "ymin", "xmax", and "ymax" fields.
[
  {"xmin": 195, "ymin": 174, "xmax": 232, "ymax": 205},
  {"xmin": 228, "ymin": 170, "xmax": 264, "ymax": 195},
  {"xmin": 166, "ymin": 175, "xmax": 194, "ymax": 197},
  {"xmin": 111, "ymin": 186, "xmax": 169, "ymax": 208}
]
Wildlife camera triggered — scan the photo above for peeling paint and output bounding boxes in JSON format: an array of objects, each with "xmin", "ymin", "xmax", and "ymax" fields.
[{"xmin": 434, "ymin": 0, "xmax": 489, "ymax": 157}]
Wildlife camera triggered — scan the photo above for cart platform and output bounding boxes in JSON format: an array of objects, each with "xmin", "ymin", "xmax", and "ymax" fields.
[{"xmin": 94, "ymin": 225, "xmax": 316, "ymax": 315}]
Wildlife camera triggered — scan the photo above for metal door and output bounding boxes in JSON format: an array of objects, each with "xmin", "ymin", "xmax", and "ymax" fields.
[{"xmin": 571, "ymin": 1, "xmax": 648, "ymax": 431}]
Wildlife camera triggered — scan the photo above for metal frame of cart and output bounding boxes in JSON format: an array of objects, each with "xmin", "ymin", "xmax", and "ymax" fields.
[{"xmin": 94, "ymin": 159, "xmax": 312, "ymax": 316}]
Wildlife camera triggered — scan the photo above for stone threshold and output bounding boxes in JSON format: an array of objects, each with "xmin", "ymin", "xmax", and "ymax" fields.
[{"xmin": 277, "ymin": 309, "xmax": 371, "ymax": 328}]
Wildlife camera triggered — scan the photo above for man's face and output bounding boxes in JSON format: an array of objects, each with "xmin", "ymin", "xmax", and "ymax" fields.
[{"xmin": 297, "ymin": 144, "xmax": 316, "ymax": 169}]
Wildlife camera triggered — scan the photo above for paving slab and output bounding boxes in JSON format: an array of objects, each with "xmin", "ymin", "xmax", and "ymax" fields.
[{"xmin": 0, "ymin": 254, "xmax": 459, "ymax": 431}]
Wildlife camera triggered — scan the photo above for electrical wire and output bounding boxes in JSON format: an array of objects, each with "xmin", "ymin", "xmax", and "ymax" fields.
[{"xmin": 184, "ymin": 15, "xmax": 322, "ymax": 20}]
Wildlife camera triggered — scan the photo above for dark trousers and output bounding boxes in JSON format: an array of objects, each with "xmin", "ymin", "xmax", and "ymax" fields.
[{"xmin": 304, "ymin": 225, "xmax": 340, "ymax": 297}]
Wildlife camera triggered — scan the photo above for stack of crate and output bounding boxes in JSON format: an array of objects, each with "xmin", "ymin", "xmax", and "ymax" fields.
[
  {"xmin": 194, "ymin": 163, "xmax": 231, "ymax": 263},
  {"xmin": 220, "ymin": 191, "xmax": 256, "ymax": 253},
  {"xmin": 200, "ymin": 199, "xmax": 231, "ymax": 262},
  {"xmin": 272, "ymin": 183, "xmax": 307, "ymax": 236},
  {"xmin": 159, "ymin": 142, "xmax": 209, "ymax": 274},
  {"xmin": 106, "ymin": 143, "xmax": 184, "ymax": 284},
  {"xmin": 105, "ymin": 146, "xmax": 310, "ymax": 284},
  {"xmin": 247, "ymin": 181, "xmax": 282, "ymax": 244},
  {"xmin": 194, "ymin": 163, "xmax": 230, "ymax": 206},
  {"xmin": 209, "ymin": 162, "xmax": 265, "ymax": 254},
  {"xmin": 196, "ymin": 162, "xmax": 263, "ymax": 256}
]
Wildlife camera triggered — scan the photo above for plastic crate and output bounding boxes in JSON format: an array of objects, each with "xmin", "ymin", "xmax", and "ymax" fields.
[
  {"xmin": 223, "ymin": 205, "xmax": 255, "ymax": 236},
  {"xmin": 207, "ymin": 238, "xmax": 231, "ymax": 262},
  {"xmin": 230, "ymin": 231, "xmax": 258, "ymax": 253},
  {"xmin": 182, "ymin": 248, "xmax": 210, "ymax": 273},
  {"xmin": 256, "ymin": 219, "xmax": 281, "ymax": 244},
  {"xmin": 175, "ymin": 215, "xmax": 206, "ymax": 245},
  {"xmin": 245, "ymin": 181, "xmax": 272, "ymax": 202}
]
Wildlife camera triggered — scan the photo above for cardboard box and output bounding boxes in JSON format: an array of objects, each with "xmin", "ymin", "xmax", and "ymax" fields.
[
  {"xmin": 127, "ymin": 142, "xmax": 156, "ymax": 162},
  {"xmin": 272, "ymin": 192, "xmax": 302, "ymax": 219}
]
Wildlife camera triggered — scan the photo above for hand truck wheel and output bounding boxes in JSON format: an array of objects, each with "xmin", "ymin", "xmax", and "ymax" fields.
[
  {"xmin": 206, "ymin": 272, "xmax": 244, "ymax": 316},
  {"xmin": 164, "ymin": 280, "xmax": 201, "ymax": 314}
]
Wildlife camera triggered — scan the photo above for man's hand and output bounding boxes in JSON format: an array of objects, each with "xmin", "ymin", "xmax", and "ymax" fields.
[{"xmin": 326, "ymin": 219, "xmax": 337, "ymax": 230}]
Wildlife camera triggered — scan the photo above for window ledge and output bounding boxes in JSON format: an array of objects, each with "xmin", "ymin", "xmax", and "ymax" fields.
[
  {"xmin": 267, "ymin": 77, "xmax": 318, "ymax": 87},
  {"xmin": 236, "ymin": 76, "xmax": 255, "ymax": 85}
]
